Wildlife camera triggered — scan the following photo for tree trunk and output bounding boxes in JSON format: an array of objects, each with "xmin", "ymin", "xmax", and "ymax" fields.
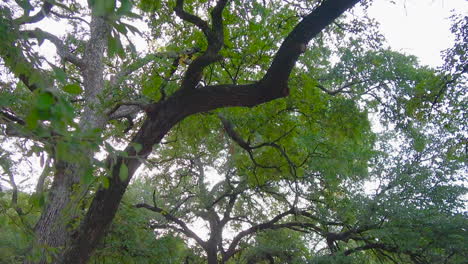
[
  {"xmin": 27, "ymin": 163, "xmax": 83, "ymax": 264},
  {"xmin": 207, "ymin": 247, "xmax": 218, "ymax": 264},
  {"xmin": 26, "ymin": 15, "xmax": 110, "ymax": 264}
]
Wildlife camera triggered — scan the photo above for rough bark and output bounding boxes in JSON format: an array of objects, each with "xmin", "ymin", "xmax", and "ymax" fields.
[
  {"xmin": 24, "ymin": 0, "xmax": 360, "ymax": 263},
  {"xmin": 26, "ymin": 15, "xmax": 110, "ymax": 264}
]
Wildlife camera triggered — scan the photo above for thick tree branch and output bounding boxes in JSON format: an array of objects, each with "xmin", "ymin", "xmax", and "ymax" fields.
[
  {"xmin": 262, "ymin": 0, "xmax": 360, "ymax": 94},
  {"xmin": 178, "ymin": 0, "xmax": 229, "ymax": 90}
]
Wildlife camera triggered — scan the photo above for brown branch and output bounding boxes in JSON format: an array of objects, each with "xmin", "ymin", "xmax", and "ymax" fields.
[
  {"xmin": 223, "ymin": 208, "xmax": 295, "ymax": 260},
  {"xmin": 159, "ymin": 57, "xmax": 181, "ymax": 101},
  {"xmin": 178, "ymin": 0, "xmax": 229, "ymax": 90},
  {"xmin": 49, "ymin": 10, "xmax": 90, "ymax": 25},
  {"xmin": 14, "ymin": 1, "xmax": 53, "ymax": 25},
  {"xmin": 136, "ymin": 203, "xmax": 207, "ymax": 249},
  {"xmin": 219, "ymin": 114, "xmax": 299, "ymax": 176},
  {"xmin": 106, "ymin": 101, "xmax": 147, "ymax": 119},
  {"xmin": 21, "ymin": 29, "xmax": 84, "ymax": 67},
  {"xmin": 110, "ymin": 48, "xmax": 200, "ymax": 88},
  {"xmin": 218, "ymin": 114, "xmax": 251, "ymax": 150},
  {"xmin": 262, "ymin": 0, "xmax": 359, "ymax": 94},
  {"xmin": 174, "ymin": 0, "xmax": 210, "ymax": 35},
  {"xmin": 0, "ymin": 109, "xmax": 26, "ymax": 126},
  {"xmin": 316, "ymin": 79, "xmax": 370, "ymax": 95},
  {"xmin": 35, "ymin": 156, "xmax": 51, "ymax": 194}
]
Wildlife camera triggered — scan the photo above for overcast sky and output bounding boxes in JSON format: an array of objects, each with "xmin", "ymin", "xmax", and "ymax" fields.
[
  {"xmin": 368, "ymin": 0, "xmax": 467, "ymax": 67},
  {"xmin": 30, "ymin": 0, "xmax": 468, "ymax": 68}
]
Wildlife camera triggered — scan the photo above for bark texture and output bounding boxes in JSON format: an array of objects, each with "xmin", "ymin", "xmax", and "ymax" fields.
[{"xmin": 27, "ymin": 15, "xmax": 110, "ymax": 264}]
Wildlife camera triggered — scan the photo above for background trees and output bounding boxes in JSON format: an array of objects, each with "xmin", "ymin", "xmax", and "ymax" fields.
[{"xmin": 0, "ymin": 0, "xmax": 466, "ymax": 263}]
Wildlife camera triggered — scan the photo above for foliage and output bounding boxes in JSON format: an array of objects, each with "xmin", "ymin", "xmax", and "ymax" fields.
[
  {"xmin": 0, "ymin": 0, "xmax": 466, "ymax": 263},
  {"xmin": 0, "ymin": 191, "xmax": 40, "ymax": 264},
  {"xmin": 90, "ymin": 184, "xmax": 193, "ymax": 264}
]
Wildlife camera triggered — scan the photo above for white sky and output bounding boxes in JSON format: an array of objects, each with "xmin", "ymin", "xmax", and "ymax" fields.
[{"xmin": 368, "ymin": 0, "xmax": 468, "ymax": 67}]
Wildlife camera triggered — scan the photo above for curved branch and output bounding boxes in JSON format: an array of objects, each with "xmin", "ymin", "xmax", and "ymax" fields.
[
  {"xmin": 174, "ymin": 0, "xmax": 210, "ymax": 35},
  {"xmin": 136, "ymin": 203, "xmax": 207, "ymax": 249},
  {"xmin": 14, "ymin": 1, "xmax": 53, "ymax": 25},
  {"xmin": 21, "ymin": 29, "xmax": 84, "ymax": 67},
  {"xmin": 224, "ymin": 208, "xmax": 295, "ymax": 260},
  {"xmin": 316, "ymin": 79, "xmax": 370, "ymax": 95},
  {"xmin": 178, "ymin": 0, "xmax": 229, "ymax": 90}
]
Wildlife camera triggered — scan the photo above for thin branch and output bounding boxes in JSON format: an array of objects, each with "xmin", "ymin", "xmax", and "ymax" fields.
[
  {"xmin": 136, "ymin": 203, "xmax": 207, "ymax": 249},
  {"xmin": 21, "ymin": 29, "xmax": 84, "ymax": 67},
  {"xmin": 316, "ymin": 79, "xmax": 370, "ymax": 95},
  {"xmin": 218, "ymin": 114, "xmax": 251, "ymax": 150},
  {"xmin": 14, "ymin": 1, "xmax": 53, "ymax": 25},
  {"xmin": 224, "ymin": 208, "xmax": 295, "ymax": 260},
  {"xmin": 49, "ymin": 10, "xmax": 90, "ymax": 25},
  {"xmin": 106, "ymin": 101, "xmax": 147, "ymax": 118},
  {"xmin": 110, "ymin": 48, "xmax": 200, "ymax": 88},
  {"xmin": 35, "ymin": 156, "xmax": 51, "ymax": 194},
  {"xmin": 0, "ymin": 109, "xmax": 26, "ymax": 126},
  {"xmin": 174, "ymin": 0, "xmax": 210, "ymax": 35}
]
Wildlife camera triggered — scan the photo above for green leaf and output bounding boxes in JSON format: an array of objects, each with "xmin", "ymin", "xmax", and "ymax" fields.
[
  {"xmin": 63, "ymin": 84, "xmax": 82, "ymax": 95},
  {"xmin": 122, "ymin": 22, "xmax": 141, "ymax": 35},
  {"xmin": 29, "ymin": 193, "xmax": 45, "ymax": 208},
  {"xmin": 81, "ymin": 167, "xmax": 95, "ymax": 185},
  {"xmin": 101, "ymin": 176, "xmax": 110, "ymax": 189},
  {"xmin": 119, "ymin": 163, "xmax": 129, "ymax": 181},
  {"xmin": 132, "ymin": 143, "xmax": 143, "ymax": 153},
  {"xmin": 113, "ymin": 22, "xmax": 128, "ymax": 34},
  {"xmin": 116, "ymin": 0, "xmax": 132, "ymax": 16},
  {"xmin": 25, "ymin": 109, "xmax": 39, "ymax": 130},
  {"xmin": 56, "ymin": 141, "xmax": 74, "ymax": 162},
  {"xmin": 89, "ymin": 0, "xmax": 116, "ymax": 16},
  {"xmin": 53, "ymin": 67, "xmax": 67, "ymax": 84},
  {"xmin": 37, "ymin": 92, "xmax": 54, "ymax": 110},
  {"xmin": 107, "ymin": 33, "xmax": 125, "ymax": 58}
]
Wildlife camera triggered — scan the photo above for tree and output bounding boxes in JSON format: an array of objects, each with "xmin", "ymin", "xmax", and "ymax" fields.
[
  {"xmin": 129, "ymin": 120, "xmax": 467, "ymax": 263},
  {"xmin": 0, "ymin": 0, "xmax": 466, "ymax": 263}
]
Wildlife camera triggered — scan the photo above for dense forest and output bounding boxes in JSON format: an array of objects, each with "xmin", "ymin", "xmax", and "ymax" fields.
[{"xmin": 0, "ymin": 0, "xmax": 466, "ymax": 263}]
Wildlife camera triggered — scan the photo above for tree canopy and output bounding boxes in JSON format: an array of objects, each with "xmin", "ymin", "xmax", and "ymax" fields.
[{"xmin": 0, "ymin": 0, "xmax": 466, "ymax": 263}]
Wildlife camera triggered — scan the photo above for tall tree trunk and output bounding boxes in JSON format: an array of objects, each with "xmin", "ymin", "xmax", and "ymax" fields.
[{"xmin": 26, "ymin": 15, "xmax": 110, "ymax": 264}]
